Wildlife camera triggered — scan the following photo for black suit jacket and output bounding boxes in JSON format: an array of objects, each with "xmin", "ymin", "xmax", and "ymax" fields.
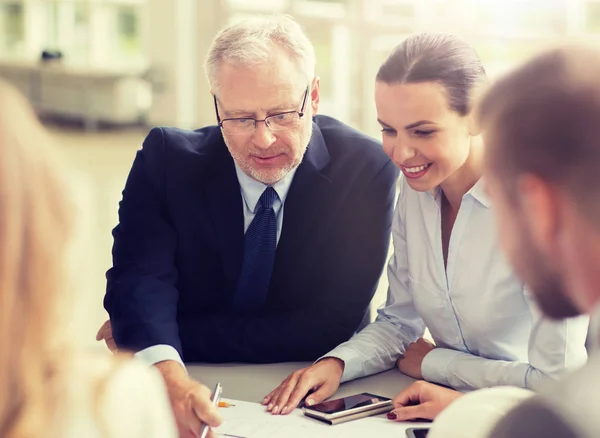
[{"xmin": 105, "ymin": 115, "xmax": 398, "ymax": 363}]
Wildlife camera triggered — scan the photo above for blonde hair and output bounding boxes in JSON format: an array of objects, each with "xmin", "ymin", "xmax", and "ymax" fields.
[
  {"xmin": 204, "ymin": 14, "xmax": 316, "ymax": 93},
  {"xmin": 0, "ymin": 81, "xmax": 73, "ymax": 437}
]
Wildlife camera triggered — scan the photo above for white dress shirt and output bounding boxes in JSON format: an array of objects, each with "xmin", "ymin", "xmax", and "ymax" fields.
[
  {"xmin": 134, "ymin": 164, "xmax": 297, "ymax": 369},
  {"xmin": 327, "ymin": 176, "xmax": 589, "ymax": 392}
]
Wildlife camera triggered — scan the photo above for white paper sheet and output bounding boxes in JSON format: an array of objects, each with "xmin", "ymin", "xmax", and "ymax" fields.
[{"xmin": 214, "ymin": 399, "xmax": 430, "ymax": 438}]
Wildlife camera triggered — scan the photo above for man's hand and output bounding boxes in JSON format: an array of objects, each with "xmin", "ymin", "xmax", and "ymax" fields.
[
  {"xmin": 387, "ymin": 381, "xmax": 462, "ymax": 422},
  {"xmin": 396, "ymin": 338, "xmax": 436, "ymax": 379},
  {"xmin": 262, "ymin": 358, "xmax": 345, "ymax": 415},
  {"xmin": 155, "ymin": 361, "xmax": 222, "ymax": 438},
  {"xmin": 96, "ymin": 319, "xmax": 118, "ymax": 353}
]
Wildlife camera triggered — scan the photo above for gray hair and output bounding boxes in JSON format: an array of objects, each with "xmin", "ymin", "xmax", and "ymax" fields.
[{"xmin": 204, "ymin": 14, "xmax": 316, "ymax": 93}]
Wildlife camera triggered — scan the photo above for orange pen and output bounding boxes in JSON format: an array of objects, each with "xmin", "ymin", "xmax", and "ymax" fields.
[{"xmin": 218, "ymin": 401, "xmax": 235, "ymax": 408}]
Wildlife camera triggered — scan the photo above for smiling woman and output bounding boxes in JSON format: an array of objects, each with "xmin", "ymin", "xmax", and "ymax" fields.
[
  {"xmin": 365, "ymin": 33, "xmax": 587, "ymax": 395},
  {"xmin": 262, "ymin": 32, "xmax": 589, "ymax": 419},
  {"xmin": 375, "ymin": 33, "xmax": 487, "ymax": 200}
]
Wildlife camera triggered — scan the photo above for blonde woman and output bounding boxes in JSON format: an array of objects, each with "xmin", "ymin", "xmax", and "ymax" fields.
[{"xmin": 0, "ymin": 81, "xmax": 180, "ymax": 438}]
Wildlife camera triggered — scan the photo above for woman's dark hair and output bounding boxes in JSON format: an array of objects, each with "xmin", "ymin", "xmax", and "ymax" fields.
[{"xmin": 377, "ymin": 33, "xmax": 487, "ymax": 116}]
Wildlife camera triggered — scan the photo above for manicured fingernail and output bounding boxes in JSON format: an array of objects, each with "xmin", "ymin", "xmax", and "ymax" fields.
[
  {"xmin": 273, "ymin": 406, "xmax": 279, "ymax": 414},
  {"xmin": 306, "ymin": 399, "xmax": 314, "ymax": 406},
  {"xmin": 387, "ymin": 412, "xmax": 397, "ymax": 420},
  {"xmin": 282, "ymin": 406, "xmax": 288, "ymax": 415},
  {"xmin": 263, "ymin": 398, "xmax": 268, "ymax": 405},
  {"xmin": 267, "ymin": 404, "xmax": 273, "ymax": 411}
]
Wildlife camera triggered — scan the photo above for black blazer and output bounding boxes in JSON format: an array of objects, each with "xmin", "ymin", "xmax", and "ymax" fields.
[{"xmin": 105, "ymin": 115, "xmax": 399, "ymax": 363}]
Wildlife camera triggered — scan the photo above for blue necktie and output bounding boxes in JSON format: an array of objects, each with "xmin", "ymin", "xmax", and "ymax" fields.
[{"xmin": 233, "ymin": 187, "xmax": 278, "ymax": 314}]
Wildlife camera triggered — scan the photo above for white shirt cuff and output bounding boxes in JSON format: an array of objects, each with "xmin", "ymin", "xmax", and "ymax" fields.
[
  {"xmin": 421, "ymin": 348, "xmax": 461, "ymax": 387},
  {"xmin": 134, "ymin": 344, "xmax": 187, "ymax": 372},
  {"xmin": 319, "ymin": 345, "xmax": 363, "ymax": 383}
]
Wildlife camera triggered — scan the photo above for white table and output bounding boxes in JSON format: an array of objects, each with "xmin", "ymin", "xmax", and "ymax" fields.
[{"xmin": 187, "ymin": 362, "xmax": 417, "ymax": 403}]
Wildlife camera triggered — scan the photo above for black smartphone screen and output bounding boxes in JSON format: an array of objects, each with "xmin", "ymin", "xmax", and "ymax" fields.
[
  {"xmin": 407, "ymin": 428, "xmax": 430, "ymax": 438},
  {"xmin": 308, "ymin": 393, "xmax": 389, "ymax": 414}
]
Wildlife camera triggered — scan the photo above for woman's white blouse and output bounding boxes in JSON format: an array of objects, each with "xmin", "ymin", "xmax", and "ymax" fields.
[{"xmin": 327, "ymin": 177, "xmax": 589, "ymax": 392}]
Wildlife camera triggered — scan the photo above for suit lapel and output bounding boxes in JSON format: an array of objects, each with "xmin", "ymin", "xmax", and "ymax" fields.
[
  {"xmin": 204, "ymin": 122, "xmax": 332, "ymax": 301},
  {"xmin": 272, "ymin": 122, "xmax": 332, "ymax": 280},
  {"xmin": 204, "ymin": 133, "xmax": 244, "ymax": 298}
]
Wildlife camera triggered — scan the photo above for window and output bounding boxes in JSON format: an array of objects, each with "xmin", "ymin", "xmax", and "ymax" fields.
[
  {"xmin": 586, "ymin": 1, "xmax": 600, "ymax": 33},
  {"xmin": 226, "ymin": 0, "xmax": 287, "ymax": 12},
  {"xmin": 2, "ymin": 0, "xmax": 597, "ymax": 132},
  {"xmin": 361, "ymin": 34, "xmax": 413, "ymax": 137},
  {"xmin": 0, "ymin": 0, "xmax": 147, "ymax": 68},
  {"xmin": 39, "ymin": 1, "xmax": 92, "ymax": 66},
  {"xmin": 475, "ymin": 38, "xmax": 544, "ymax": 78},
  {"xmin": 363, "ymin": 0, "xmax": 415, "ymax": 22},
  {"xmin": 303, "ymin": 22, "xmax": 335, "ymax": 103},
  {"xmin": 0, "ymin": 2, "xmax": 25, "ymax": 58},
  {"xmin": 292, "ymin": 0, "xmax": 350, "ymax": 18},
  {"xmin": 107, "ymin": 4, "xmax": 144, "ymax": 66},
  {"xmin": 116, "ymin": 6, "xmax": 139, "ymax": 53}
]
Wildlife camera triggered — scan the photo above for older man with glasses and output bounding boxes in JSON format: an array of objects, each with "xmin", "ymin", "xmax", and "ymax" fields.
[{"xmin": 96, "ymin": 14, "xmax": 397, "ymax": 438}]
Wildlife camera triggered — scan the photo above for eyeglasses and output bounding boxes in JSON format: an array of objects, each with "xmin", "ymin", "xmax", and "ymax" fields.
[{"xmin": 214, "ymin": 86, "xmax": 309, "ymax": 135}]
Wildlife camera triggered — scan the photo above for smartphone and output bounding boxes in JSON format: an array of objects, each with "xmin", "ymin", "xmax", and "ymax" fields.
[
  {"xmin": 302, "ymin": 392, "xmax": 393, "ymax": 425},
  {"xmin": 406, "ymin": 427, "xmax": 430, "ymax": 438}
]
